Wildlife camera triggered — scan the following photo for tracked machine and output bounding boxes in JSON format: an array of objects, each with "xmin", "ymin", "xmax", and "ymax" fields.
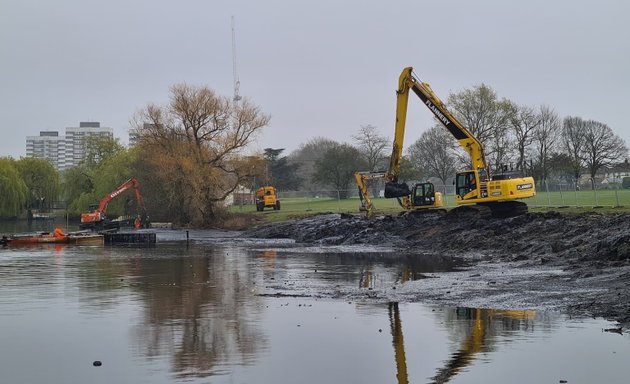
[
  {"xmin": 356, "ymin": 67, "xmax": 536, "ymax": 217},
  {"xmin": 80, "ymin": 178, "xmax": 149, "ymax": 230}
]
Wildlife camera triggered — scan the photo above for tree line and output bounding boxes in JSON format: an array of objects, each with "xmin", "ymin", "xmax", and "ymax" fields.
[{"xmin": 1, "ymin": 81, "xmax": 627, "ymax": 225}]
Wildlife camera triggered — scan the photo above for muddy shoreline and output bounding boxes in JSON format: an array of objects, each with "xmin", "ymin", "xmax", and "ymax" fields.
[{"xmin": 243, "ymin": 211, "xmax": 630, "ymax": 328}]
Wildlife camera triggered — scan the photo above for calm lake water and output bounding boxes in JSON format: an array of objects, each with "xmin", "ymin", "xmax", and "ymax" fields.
[{"xmin": 1, "ymin": 223, "xmax": 629, "ymax": 384}]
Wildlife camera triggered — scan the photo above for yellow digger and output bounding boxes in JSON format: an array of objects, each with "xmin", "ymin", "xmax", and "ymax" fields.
[
  {"xmin": 255, "ymin": 186, "xmax": 280, "ymax": 211},
  {"xmin": 356, "ymin": 67, "xmax": 536, "ymax": 217}
]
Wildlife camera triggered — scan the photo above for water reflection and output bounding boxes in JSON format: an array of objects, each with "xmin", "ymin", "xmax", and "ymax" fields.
[
  {"xmin": 0, "ymin": 238, "xmax": 628, "ymax": 384},
  {"xmin": 431, "ymin": 308, "xmax": 536, "ymax": 383},
  {"xmin": 390, "ymin": 303, "xmax": 539, "ymax": 384},
  {"xmin": 253, "ymin": 249, "xmax": 466, "ymax": 292},
  {"xmin": 389, "ymin": 302, "xmax": 409, "ymax": 384},
  {"xmin": 2, "ymin": 243, "xmax": 268, "ymax": 380},
  {"xmin": 125, "ymin": 246, "xmax": 267, "ymax": 379}
]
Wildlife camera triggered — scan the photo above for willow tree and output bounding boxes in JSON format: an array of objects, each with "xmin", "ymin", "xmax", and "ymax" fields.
[
  {"xmin": 133, "ymin": 84, "xmax": 269, "ymax": 226},
  {"xmin": 0, "ymin": 157, "xmax": 28, "ymax": 217},
  {"xmin": 15, "ymin": 157, "xmax": 60, "ymax": 211}
]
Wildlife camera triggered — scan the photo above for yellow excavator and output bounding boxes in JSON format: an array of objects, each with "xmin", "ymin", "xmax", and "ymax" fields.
[{"xmin": 356, "ymin": 67, "xmax": 536, "ymax": 217}]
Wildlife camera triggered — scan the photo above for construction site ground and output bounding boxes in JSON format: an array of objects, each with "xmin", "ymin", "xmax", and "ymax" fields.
[{"xmin": 243, "ymin": 210, "xmax": 630, "ymax": 329}]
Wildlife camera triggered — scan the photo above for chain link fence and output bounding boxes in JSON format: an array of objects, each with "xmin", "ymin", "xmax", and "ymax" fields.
[{"xmin": 231, "ymin": 181, "xmax": 630, "ymax": 214}]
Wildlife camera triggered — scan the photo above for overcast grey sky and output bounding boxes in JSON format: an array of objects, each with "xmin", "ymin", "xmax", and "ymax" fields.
[{"xmin": 2, "ymin": 0, "xmax": 629, "ymax": 159}]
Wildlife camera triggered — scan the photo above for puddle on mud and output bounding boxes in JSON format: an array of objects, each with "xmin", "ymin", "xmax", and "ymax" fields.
[
  {"xmin": 249, "ymin": 247, "xmax": 469, "ymax": 297},
  {"xmin": 0, "ymin": 231, "xmax": 628, "ymax": 384}
]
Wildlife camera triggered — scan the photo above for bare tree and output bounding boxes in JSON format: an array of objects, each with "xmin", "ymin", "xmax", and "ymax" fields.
[
  {"xmin": 487, "ymin": 124, "xmax": 515, "ymax": 174},
  {"xmin": 561, "ymin": 116, "xmax": 587, "ymax": 184},
  {"xmin": 407, "ymin": 125, "xmax": 458, "ymax": 185},
  {"xmin": 510, "ymin": 104, "xmax": 541, "ymax": 172},
  {"xmin": 352, "ymin": 124, "xmax": 389, "ymax": 172},
  {"xmin": 446, "ymin": 84, "xmax": 515, "ymax": 172},
  {"xmin": 531, "ymin": 105, "xmax": 561, "ymax": 183},
  {"xmin": 352, "ymin": 124, "xmax": 389, "ymax": 196},
  {"xmin": 582, "ymin": 120, "xmax": 628, "ymax": 188},
  {"xmin": 133, "ymin": 84, "xmax": 269, "ymax": 226}
]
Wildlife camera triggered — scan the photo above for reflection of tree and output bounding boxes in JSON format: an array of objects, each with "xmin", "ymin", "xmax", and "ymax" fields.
[
  {"xmin": 280, "ymin": 251, "xmax": 462, "ymax": 287},
  {"xmin": 130, "ymin": 246, "xmax": 267, "ymax": 379}
]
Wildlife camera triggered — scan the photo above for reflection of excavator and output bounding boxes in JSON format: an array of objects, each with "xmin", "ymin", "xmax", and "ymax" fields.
[
  {"xmin": 80, "ymin": 178, "xmax": 149, "ymax": 230},
  {"xmin": 389, "ymin": 303, "xmax": 410, "ymax": 384},
  {"xmin": 389, "ymin": 304, "xmax": 535, "ymax": 384},
  {"xmin": 387, "ymin": 67, "xmax": 536, "ymax": 217},
  {"xmin": 430, "ymin": 308, "xmax": 536, "ymax": 383}
]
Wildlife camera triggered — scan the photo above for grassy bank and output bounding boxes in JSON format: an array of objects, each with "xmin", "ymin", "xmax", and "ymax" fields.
[{"xmin": 229, "ymin": 188, "xmax": 630, "ymax": 225}]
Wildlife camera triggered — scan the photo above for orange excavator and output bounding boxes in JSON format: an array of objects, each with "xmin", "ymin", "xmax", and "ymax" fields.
[{"xmin": 80, "ymin": 178, "xmax": 149, "ymax": 230}]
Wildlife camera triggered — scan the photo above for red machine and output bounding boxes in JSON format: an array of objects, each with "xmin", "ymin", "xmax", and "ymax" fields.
[{"xmin": 80, "ymin": 178, "xmax": 148, "ymax": 230}]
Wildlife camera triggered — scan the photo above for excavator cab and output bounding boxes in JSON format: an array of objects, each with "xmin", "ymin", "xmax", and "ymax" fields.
[
  {"xmin": 411, "ymin": 182, "xmax": 436, "ymax": 207},
  {"xmin": 411, "ymin": 182, "xmax": 444, "ymax": 209},
  {"xmin": 383, "ymin": 180, "xmax": 444, "ymax": 210},
  {"xmin": 456, "ymin": 171, "xmax": 477, "ymax": 199}
]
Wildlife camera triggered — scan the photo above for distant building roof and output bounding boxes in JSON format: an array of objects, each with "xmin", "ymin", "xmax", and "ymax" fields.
[{"xmin": 79, "ymin": 122, "xmax": 100, "ymax": 128}]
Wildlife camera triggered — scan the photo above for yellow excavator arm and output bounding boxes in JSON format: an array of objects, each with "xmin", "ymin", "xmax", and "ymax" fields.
[
  {"xmin": 397, "ymin": 67, "xmax": 487, "ymax": 173},
  {"xmin": 355, "ymin": 171, "xmax": 385, "ymax": 213}
]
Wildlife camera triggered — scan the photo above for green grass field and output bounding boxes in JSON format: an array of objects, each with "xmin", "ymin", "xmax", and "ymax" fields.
[{"xmin": 230, "ymin": 188, "xmax": 630, "ymax": 222}]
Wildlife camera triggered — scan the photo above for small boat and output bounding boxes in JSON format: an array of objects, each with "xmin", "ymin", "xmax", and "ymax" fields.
[
  {"xmin": 1, "ymin": 228, "xmax": 69, "ymax": 246},
  {"xmin": 1, "ymin": 228, "xmax": 106, "ymax": 247},
  {"xmin": 3, "ymin": 233, "xmax": 69, "ymax": 245}
]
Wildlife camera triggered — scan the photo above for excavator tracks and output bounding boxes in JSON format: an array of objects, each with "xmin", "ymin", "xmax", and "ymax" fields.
[{"xmin": 447, "ymin": 201, "xmax": 528, "ymax": 219}]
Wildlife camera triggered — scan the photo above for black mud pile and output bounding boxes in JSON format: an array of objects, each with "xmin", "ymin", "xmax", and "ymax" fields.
[{"xmin": 244, "ymin": 211, "xmax": 630, "ymax": 326}]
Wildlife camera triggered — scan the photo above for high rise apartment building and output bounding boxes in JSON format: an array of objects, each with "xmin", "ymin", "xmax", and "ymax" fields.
[
  {"xmin": 26, "ymin": 122, "xmax": 113, "ymax": 171},
  {"xmin": 25, "ymin": 131, "xmax": 66, "ymax": 170}
]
